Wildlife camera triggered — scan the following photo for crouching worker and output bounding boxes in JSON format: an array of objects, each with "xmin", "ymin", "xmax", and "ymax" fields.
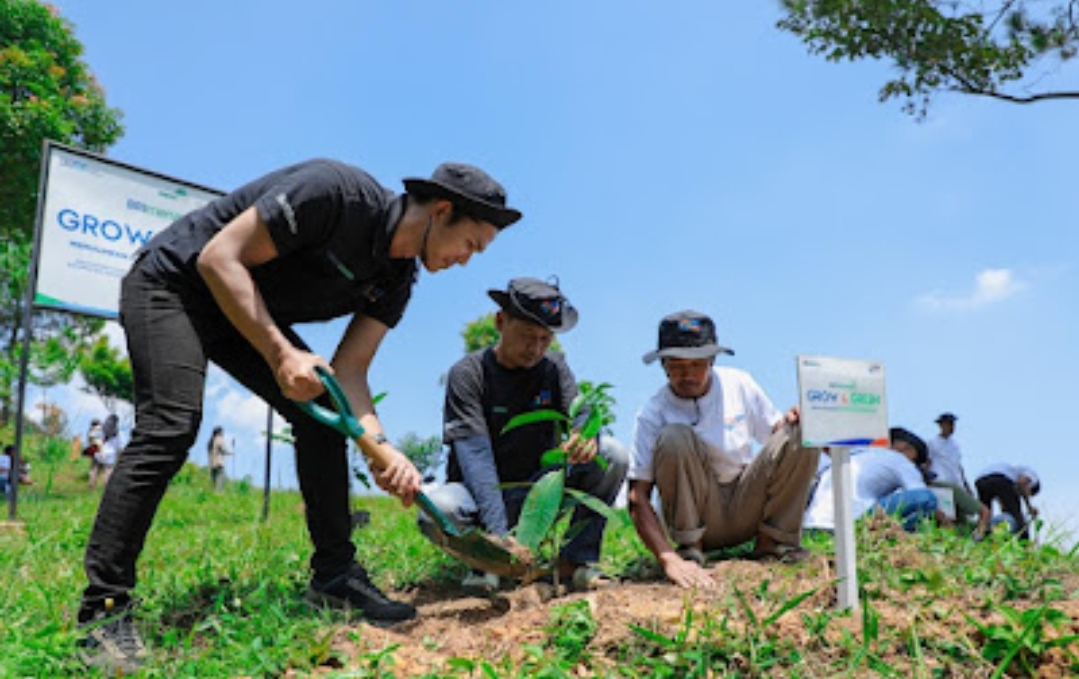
[
  {"xmin": 804, "ymin": 427, "xmax": 940, "ymax": 533},
  {"xmin": 419, "ymin": 278, "xmax": 628, "ymax": 591},
  {"xmin": 974, "ymin": 463, "xmax": 1041, "ymax": 541},
  {"xmin": 627, "ymin": 311, "xmax": 821, "ymax": 590}
]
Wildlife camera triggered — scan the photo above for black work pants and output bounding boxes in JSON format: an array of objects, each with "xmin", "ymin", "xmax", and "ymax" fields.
[
  {"xmin": 975, "ymin": 473, "xmax": 1029, "ymax": 541},
  {"xmin": 79, "ymin": 267, "xmax": 354, "ymax": 620}
]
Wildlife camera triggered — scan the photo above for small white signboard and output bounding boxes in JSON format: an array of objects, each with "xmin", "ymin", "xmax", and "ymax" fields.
[
  {"xmin": 796, "ymin": 355, "xmax": 889, "ymax": 612},
  {"xmin": 34, "ymin": 143, "xmax": 222, "ymax": 319},
  {"xmin": 929, "ymin": 486, "xmax": 957, "ymax": 521},
  {"xmin": 796, "ymin": 356, "xmax": 889, "ymax": 448}
]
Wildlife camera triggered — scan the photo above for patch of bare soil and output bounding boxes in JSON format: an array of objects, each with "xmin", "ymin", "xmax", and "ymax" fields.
[
  {"xmin": 340, "ymin": 559, "xmax": 805, "ymax": 677},
  {"xmin": 305, "ymin": 526, "xmax": 1079, "ymax": 678}
]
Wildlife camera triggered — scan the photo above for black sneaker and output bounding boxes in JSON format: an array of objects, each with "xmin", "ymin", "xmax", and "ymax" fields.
[
  {"xmin": 305, "ymin": 563, "xmax": 417, "ymax": 626},
  {"xmin": 77, "ymin": 598, "xmax": 147, "ymax": 675}
]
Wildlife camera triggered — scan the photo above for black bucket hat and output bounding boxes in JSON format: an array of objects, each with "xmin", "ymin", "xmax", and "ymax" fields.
[
  {"xmin": 488, "ymin": 277, "xmax": 578, "ymax": 333},
  {"xmin": 403, "ymin": 162, "xmax": 522, "ymax": 229},
  {"xmin": 935, "ymin": 412, "xmax": 957, "ymax": 424},
  {"xmin": 642, "ymin": 310, "xmax": 734, "ymax": 365}
]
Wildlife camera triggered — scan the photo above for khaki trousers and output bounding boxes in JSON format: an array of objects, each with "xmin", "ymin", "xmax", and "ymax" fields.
[{"xmin": 653, "ymin": 423, "xmax": 820, "ymax": 550}]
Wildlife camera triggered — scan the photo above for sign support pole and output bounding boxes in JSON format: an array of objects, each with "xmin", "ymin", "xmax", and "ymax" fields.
[
  {"xmin": 262, "ymin": 405, "xmax": 273, "ymax": 523},
  {"xmin": 7, "ymin": 140, "xmax": 53, "ymax": 523},
  {"xmin": 831, "ymin": 446, "xmax": 859, "ymax": 610}
]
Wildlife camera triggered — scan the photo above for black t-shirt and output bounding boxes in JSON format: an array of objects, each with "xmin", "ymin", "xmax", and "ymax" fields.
[
  {"xmin": 443, "ymin": 347, "xmax": 578, "ymax": 484},
  {"xmin": 135, "ymin": 159, "xmax": 417, "ymax": 328}
]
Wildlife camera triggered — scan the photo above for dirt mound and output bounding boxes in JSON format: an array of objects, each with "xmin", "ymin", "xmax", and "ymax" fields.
[
  {"xmin": 324, "ymin": 556, "xmax": 838, "ymax": 676},
  {"xmin": 301, "ymin": 523, "xmax": 1079, "ymax": 678}
]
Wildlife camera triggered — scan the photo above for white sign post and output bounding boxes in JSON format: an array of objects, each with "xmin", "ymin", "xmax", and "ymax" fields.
[
  {"xmin": 797, "ymin": 355, "xmax": 888, "ymax": 611},
  {"xmin": 9, "ymin": 142, "xmax": 222, "ymax": 523}
]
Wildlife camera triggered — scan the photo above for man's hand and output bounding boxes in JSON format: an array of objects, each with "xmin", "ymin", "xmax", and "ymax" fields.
[
  {"xmin": 659, "ymin": 552, "xmax": 715, "ymax": 589},
  {"xmin": 274, "ymin": 348, "xmax": 331, "ymax": 401},
  {"xmin": 773, "ymin": 406, "xmax": 801, "ymax": 433},
  {"xmin": 374, "ymin": 449, "xmax": 423, "ymax": 506},
  {"xmin": 564, "ymin": 431, "xmax": 598, "ymax": 464}
]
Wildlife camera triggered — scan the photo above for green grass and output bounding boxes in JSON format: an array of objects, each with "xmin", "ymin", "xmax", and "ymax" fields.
[{"xmin": 2, "ymin": 439, "xmax": 1078, "ymax": 678}]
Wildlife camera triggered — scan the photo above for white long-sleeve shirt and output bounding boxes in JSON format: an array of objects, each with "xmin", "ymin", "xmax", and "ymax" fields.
[{"xmin": 804, "ymin": 447, "xmax": 928, "ymax": 531}]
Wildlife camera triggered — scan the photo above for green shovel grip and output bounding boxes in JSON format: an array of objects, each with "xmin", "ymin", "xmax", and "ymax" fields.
[{"xmin": 295, "ymin": 366, "xmax": 366, "ymax": 440}]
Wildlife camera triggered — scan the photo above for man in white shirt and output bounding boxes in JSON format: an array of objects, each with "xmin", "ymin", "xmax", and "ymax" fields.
[
  {"xmin": 804, "ymin": 428, "xmax": 939, "ymax": 532},
  {"xmin": 627, "ymin": 310, "xmax": 820, "ymax": 589},
  {"xmin": 923, "ymin": 412, "xmax": 990, "ymax": 538},
  {"xmin": 926, "ymin": 413, "xmax": 968, "ymax": 489}
]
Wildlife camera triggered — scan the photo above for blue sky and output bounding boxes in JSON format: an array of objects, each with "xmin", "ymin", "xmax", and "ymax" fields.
[{"xmin": 36, "ymin": 1, "xmax": 1078, "ymax": 542}]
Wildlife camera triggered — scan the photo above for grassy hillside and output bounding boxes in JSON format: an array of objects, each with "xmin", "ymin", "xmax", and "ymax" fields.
[{"xmin": 1, "ymin": 442, "xmax": 1077, "ymax": 678}]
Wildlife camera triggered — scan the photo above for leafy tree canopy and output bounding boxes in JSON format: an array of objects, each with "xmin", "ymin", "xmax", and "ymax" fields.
[
  {"xmin": 395, "ymin": 432, "xmax": 443, "ymax": 482},
  {"xmin": 0, "ymin": 0, "xmax": 123, "ymax": 423},
  {"xmin": 460, "ymin": 313, "xmax": 563, "ymax": 355},
  {"xmin": 1, "ymin": 0, "xmax": 124, "ymax": 239},
  {"xmin": 79, "ymin": 335, "xmax": 133, "ymax": 414},
  {"xmin": 778, "ymin": 0, "xmax": 1079, "ymax": 118}
]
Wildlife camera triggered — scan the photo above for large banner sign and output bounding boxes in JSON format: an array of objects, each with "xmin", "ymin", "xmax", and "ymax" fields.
[
  {"xmin": 34, "ymin": 143, "xmax": 222, "ymax": 318},
  {"xmin": 796, "ymin": 355, "xmax": 889, "ymax": 448}
]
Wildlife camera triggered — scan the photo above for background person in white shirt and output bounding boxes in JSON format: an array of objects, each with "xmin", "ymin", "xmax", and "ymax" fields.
[
  {"xmin": 926, "ymin": 412, "xmax": 969, "ymax": 489},
  {"xmin": 923, "ymin": 412, "xmax": 990, "ymax": 538},
  {"xmin": 626, "ymin": 310, "xmax": 820, "ymax": 589},
  {"xmin": 974, "ymin": 463, "xmax": 1041, "ymax": 541},
  {"xmin": 804, "ymin": 427, "xmax": 939, "ymax": 532}
]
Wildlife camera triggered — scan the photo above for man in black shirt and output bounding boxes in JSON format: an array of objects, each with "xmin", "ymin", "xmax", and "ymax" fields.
[
  {"xmin": 423, "ymin": 278, "xmax": 628, "ymax": 591},
  {"xmin": 78, "ymin": 159, "xmax": 521, "ymax": 674}
]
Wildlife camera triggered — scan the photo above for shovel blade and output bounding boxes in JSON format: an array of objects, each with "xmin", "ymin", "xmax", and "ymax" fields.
[{"xmin": 428, "ymin": 526, "xmax": 534, "ymax": 579}]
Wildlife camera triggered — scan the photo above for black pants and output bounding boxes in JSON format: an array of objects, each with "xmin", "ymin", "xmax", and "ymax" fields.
[
  {"xmin": 975, "ymin": 473, "xmax": 1029, "ymax": 541},
  {"xmin": 79, "ymin": 268, "xmax": 354, "ymax": 620}
]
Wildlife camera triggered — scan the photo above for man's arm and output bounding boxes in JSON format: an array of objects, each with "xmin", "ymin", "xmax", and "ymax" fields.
[
  {"xmin": 443, "ymin": 355, "xmax": 511, "ymax": 532},
  {"xmin": 453, "ymin": 435, "xmax": 510, "ymax": 535},
  {"xmin": 1017, "ymin": 475, "xmax": 1039, "ymax": 518},
  {"xmin": 331, "ymin": 313, "xmax": 422, "ymax": 503},
  {"xmin": 627, "ymin": 479, "xmax": 714, "ymax": 589},
  {"xmin": 197, "ymin": 206, "xmax": 327, "ymax": 401},
  {"xmin": 772, "ymin": 406, "xmax": 801, "ymax": 433}
]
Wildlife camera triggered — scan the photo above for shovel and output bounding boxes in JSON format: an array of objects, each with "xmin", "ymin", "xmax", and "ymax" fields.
[{"xmin": 295, "ymin": 366, "xmax": 534, "ymax": 579}]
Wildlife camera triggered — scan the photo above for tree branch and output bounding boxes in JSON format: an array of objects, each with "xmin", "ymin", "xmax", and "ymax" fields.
[
  {"xmin": 953, "ymin": 86, "xmax": 1079, "ymax": 103},
  {"xmin": 986, "ymin": 0, "xmax": 1020, "ymax": 35},
  {"xmin": 940, "ymin": 60, "xmax": 1079, "ymax": 104}
]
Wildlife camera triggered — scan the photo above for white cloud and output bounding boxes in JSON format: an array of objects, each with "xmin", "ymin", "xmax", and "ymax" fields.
[
  {"xmin": 212, "ymin": 385, "xmax": 285, "ymax": 436},
  {"xmin": 916, "ymin": 268, "xmax": 1026, "ymax": 311}
]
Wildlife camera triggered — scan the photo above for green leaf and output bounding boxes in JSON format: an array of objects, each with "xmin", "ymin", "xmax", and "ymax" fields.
[
  {"xmin": 564, "ymin": 488, "xmax": 619, "ymax": 521},
  {"xmin": 501, "ymin": 409, "xmax": 569, "ymax": 434},
  {"xmin": 515, "ymin": 469, "xmax": 565, "ymax": 551},
  {"xmin": 629, "ymin": 624, "xmax": 677, "ymax": 648},
  {"xmin": 540, "ymin": 448, "xmax": 567, "ymax": 469}
]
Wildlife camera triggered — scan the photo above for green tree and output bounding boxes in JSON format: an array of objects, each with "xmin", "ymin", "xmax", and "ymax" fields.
[
  {"xmin": 79, "ymin": 335, "xmax": 133, "ymax": 414},
  {"xmin": 395, "ymin": 432, "xmax": 443, "ymax": 482},
  {"xmin": 460, "ymin": 313, "xmax": 563, "ymax": 354},
  {"xmin": 0, "ymin": 0, "xmax": 124, "ymax": 423},
  {"xmin": 777, "ymin": 0, "xmax": 1079, "ymax": 119},
  {"xmin": 441, "ymin": 313, "xmax": 565, "ymax": 386}
]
